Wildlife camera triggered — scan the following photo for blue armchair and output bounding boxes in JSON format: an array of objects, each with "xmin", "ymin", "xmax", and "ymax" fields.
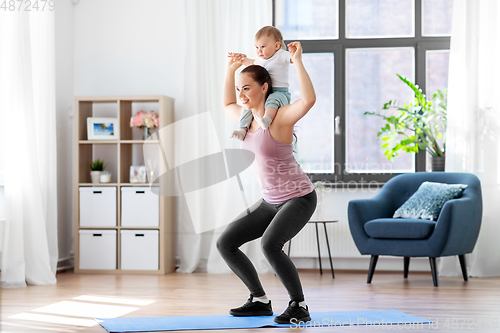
[{"xmin": 348, "ymin": 172, "xmax": 482, "ymax": 287}]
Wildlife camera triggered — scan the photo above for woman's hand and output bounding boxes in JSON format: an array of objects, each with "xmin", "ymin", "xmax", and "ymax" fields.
[
  {"xmin": 227, "ymin": 52, "xmax": 245, "ymax": 71},
  {"xmin": 287, "ymin": 42, "xmax": 302, "ymax": 63}
]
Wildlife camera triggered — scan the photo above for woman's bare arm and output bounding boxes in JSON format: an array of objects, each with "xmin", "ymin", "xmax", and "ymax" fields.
[
  {"xmin": 223, "ymin": 55, "xmax": 244, "ymax": 121},
  {"xmin": 276, "ymin": 42, "xmax": 316, "ymax": 126}
]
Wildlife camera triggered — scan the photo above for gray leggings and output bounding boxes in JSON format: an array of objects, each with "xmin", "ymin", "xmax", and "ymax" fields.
[{"xmin": 216, "ymin": 190, "xmax": 317, "ymax": 302}]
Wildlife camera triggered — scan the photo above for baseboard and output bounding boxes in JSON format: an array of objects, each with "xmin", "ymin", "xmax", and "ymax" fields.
[
  {"xmin": 293, "ymin": 256, "xmax": 434, "ymax": 272},
  {"xmin": 57, "ymin": 256, "xmax": 75, "ymax": 272},
  {"xmin": 176, "ymin": 256, "xmax": 435, "ymax": 273},
  {"xmin": 31, "ymin": 256, "xmax": 435, "ymax": 274}
]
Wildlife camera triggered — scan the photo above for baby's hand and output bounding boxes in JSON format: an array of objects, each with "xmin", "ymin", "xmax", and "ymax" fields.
[
  {"xmin": 228, "ymin": 52, "xmax": 247, "ymax": 60},
  {"xmin": 227, "ymin": 52, "xmax": 245, "ymax": 69}
]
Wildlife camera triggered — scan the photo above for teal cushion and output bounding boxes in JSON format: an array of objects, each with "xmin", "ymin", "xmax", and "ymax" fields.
[
  {"xmin": 364, "ymin": 218, "xmax": 437, "ymax": 239},
  {"xmin": 393, "ymin": 181, "xmax": 467, "ymax": 221}
]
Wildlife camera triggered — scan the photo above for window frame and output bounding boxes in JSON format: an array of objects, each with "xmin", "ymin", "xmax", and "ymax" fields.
[{"xmin": 273, "ymin": 0, "xmax": 451, "ymax": 186}]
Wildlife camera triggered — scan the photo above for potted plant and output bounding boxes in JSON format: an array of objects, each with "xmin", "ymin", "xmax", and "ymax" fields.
[
  {"xmin": 364, "ymin": 74, "xmax": 447, "ymax": 171},
  {"xmin": 90, "ymin": 159, "xmax": 107, "ymax": 184}
]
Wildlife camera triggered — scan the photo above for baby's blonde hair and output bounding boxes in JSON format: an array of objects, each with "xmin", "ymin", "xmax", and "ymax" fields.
[{"xmin": 255, "ymin": 26, "xmax": 286, "ymax": 50}]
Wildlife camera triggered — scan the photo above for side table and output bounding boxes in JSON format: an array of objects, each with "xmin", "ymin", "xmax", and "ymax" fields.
[{"xmin": 287, "ymin": 219, "xmax": 338, "ymax": 278}]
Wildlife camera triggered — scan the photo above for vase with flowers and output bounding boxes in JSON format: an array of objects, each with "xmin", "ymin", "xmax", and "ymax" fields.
[{"xmin": 130, "ymin": 110, "xmax": 160, "ymax": 140}]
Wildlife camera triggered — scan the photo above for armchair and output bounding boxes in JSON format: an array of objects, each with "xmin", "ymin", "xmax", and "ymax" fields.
[{"xmin": 348, "ymin": 172, "xmax": 482, "ymax": 287}]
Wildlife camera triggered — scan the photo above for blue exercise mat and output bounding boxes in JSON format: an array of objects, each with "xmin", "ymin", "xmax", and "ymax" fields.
[{"xmin": 96, "ymin": 310, "xmax": 433, "ymax": 332}]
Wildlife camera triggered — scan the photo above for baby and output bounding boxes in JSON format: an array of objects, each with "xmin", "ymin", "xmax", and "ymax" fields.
[{"xmin": 229, "ymin": 26, "xmax": 293, "ymax": 140}]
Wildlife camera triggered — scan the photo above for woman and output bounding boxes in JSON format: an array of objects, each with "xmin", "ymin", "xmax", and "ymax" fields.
[{"xmin": 217, "ymin": 42, "xmax": 317, "ymax": 324}]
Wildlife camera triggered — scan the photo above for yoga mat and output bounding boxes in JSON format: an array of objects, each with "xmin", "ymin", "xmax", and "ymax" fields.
[{"xmin": 96, "ymin": 310, "xmax": 433, "ymax": 332}]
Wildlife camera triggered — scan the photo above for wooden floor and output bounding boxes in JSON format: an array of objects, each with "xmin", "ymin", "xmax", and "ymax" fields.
[{"xmin": 1, "ymin": 269, "xmax": 499, "ymax": 333}]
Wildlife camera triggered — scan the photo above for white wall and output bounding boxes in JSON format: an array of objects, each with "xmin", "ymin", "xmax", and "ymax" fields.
[
  {"xmin": 73, "ymin": 0, "xmax": 185, "ymax": 96},
  {"xmin": 55, "ymin": 0, "xmax": 76, "ymax": 269},
  {"xmin": 0, "ymin": 189, "xmax": 4, "ymax": 219}
]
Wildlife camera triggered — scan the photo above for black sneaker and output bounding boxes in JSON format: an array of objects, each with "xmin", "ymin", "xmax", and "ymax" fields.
[
  {"xmin": 273, "ymin": 300, "xmax": 311, "ymax": 324},
  {"xmin": 229, "ymin": 296, "xmax": 273, "ymax": 316}
]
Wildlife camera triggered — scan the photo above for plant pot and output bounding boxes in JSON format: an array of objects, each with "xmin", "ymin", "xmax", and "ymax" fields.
[
  {"xmin": 431, "ymin": 156, "xmax": 445, "ymax": 172},
  {"xmin": 90, "ymin": 171, "xmax": 102, "ymax": 184}
]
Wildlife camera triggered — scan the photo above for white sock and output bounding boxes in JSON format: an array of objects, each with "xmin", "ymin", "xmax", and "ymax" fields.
[
  {"xmin": 252, "ymin": 296, "xmax": 270, "ymax": 304},
  {"xmin": 254, "ymin": 114, "xmax": 272, "ymax": 129},
  {"xmin": 230, "ymin": 128, "xmax": 247, "ymax": 141},
  {"xmin": 298, "ymin": 300, "xmax": 307, "ymax": 309}
]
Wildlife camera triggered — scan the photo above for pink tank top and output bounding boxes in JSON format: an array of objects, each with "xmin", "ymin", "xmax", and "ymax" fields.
[{"xmin": 241, "ymin": 127, "xmax": 314, "ymax": 204}]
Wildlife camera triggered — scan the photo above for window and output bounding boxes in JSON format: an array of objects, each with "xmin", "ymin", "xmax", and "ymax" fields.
[
  {"xmin": 274, "ymin": 0, "xmax": 452, "ymax": 185},
  {"xmin": 275, "ymin": 0, "xmax": 339, "ymax": 39},
  {"xmin": 346, "ymin": 0, "xmax": 414, "ymax": 38},
  {"xmin": 345, "ymin": 47, "xmax": 415, "ymax": 174},
  {"xmin": 290, "ymin": 53, "xmax": 335, "ymax": 173}
]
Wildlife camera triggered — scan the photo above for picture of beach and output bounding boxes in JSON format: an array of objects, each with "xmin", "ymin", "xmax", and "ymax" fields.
[{"xmin": 93, "ymin": 122, "xmax": 114, "ymax": 136}]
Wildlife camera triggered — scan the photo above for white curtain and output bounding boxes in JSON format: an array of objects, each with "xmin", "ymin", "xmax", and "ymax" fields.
[
  {"xmin": 176, "ymin": 0, "xmax": 272, "ymax": 273},
  {"xmin": 0, "ymin": 10, "xmax": 58, "ymax": 287},
  {"xmin": 440, "ymin": 0, "xmax": 500, "ymax": 277}
]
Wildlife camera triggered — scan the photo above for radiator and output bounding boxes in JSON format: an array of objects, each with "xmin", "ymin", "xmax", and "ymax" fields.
[{"xmin": 287, "ymin": 215, "xmax": 361, "ymax": 258}]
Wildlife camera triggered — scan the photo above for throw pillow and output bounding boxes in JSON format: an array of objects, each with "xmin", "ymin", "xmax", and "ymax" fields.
[{"xmin": 393, "ymin": 181, "xmax": 468, "ymax": 221}]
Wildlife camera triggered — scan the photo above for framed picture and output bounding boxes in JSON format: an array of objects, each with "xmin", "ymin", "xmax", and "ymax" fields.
[
  {"xmin": 130, "ymin": 165, "xmax": 146, "ymax": 183},
  {"xmin": 87, "ymin": 117, "xmax": 119, "ymax": 140}
]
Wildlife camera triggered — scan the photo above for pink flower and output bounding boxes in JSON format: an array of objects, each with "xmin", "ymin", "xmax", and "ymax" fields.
[
  {"xmin": 130, "ymin": 110, "xmax": 159, "ymax": 128},
  {"xmin": 132, "ymin": 115, "xmax": 144, "ymax": 126}
]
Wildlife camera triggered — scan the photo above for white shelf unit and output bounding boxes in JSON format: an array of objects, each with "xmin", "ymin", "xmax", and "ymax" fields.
[{"xmin": 73, "ymin": 95, "xmax": 175, "ymax": 274}]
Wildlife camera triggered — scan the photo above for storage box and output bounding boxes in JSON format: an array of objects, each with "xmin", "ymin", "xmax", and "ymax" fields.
[
  {"xmin": 79, "ymin": 230, "xmax": 116, "ymax": 270},
  {"xmin": 120, "ymin": 230, "xmax": 159, "ymax": 270},
  {"xmin": 121, "ymin": 187, "xmax": 159, "ymax": 227},
  {"xmin": 79, "ymin": 187, "xmax": 117, "ymax": 227}
]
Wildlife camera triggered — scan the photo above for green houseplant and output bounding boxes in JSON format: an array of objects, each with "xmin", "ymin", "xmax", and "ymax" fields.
[
  {"xmin": 89, "ymin": 159, "xmax": 107, "ymax": 184},
  {"xmin": 364, "ymin": 74, "xmax": 447, "ymax": 170}
]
